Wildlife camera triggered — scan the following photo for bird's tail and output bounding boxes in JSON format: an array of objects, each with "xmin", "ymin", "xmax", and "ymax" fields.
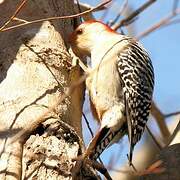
[
  {"xmin": 87, "ymin": 123, "xmax": 127, "ymax": 160},
  {"xmin": 128, "ymin": 143, "xmax": 135, "ymax": 166}
]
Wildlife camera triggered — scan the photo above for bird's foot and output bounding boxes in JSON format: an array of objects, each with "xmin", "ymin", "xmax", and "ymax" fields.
[{"xmin": 71, "ymin": 156, "xmax": 112, "ymax": 180}]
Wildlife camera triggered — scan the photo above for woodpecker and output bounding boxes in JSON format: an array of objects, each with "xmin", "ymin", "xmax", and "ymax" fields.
[{"xmin": 69, "ymin": 20, "xmax": 154, "ymax": 164}]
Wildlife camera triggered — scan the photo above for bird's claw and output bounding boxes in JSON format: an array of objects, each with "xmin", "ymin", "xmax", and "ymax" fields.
[{"xmin": 72, "ymin": 156, "xmax": 112, "ymax": 180}]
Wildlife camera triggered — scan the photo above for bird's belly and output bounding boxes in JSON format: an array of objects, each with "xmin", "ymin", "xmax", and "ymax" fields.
[{"xmin": 86, "ymin": 69, "xmax": 124, "ymax": 121}]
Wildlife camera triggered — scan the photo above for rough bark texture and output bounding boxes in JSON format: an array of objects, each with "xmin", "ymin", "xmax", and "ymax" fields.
[{"xmin": 0, "ymin": 1, "xmax": 98, "ymax": 179}]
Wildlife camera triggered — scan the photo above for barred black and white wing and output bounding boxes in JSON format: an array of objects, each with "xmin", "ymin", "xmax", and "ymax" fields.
[{"xmin": 117, "ymin": 39, "xmax": 154, "ymax": 163}]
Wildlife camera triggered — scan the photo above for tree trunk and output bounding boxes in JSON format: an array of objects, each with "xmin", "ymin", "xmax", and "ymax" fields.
[{"xmin": 0, "ymin": 1, "xmax": 98, "ymax": 179}]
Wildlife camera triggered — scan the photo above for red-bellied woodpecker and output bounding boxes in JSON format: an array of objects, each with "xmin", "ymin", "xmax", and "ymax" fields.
[{"xmin": 69, "ymin": 20, "xmax": 154, "ymax": 164}]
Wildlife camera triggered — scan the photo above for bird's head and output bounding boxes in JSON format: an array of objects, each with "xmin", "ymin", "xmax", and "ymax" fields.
[{"xmin": 68, "ymin": 20, "xmax": 117, "ymax": 57}]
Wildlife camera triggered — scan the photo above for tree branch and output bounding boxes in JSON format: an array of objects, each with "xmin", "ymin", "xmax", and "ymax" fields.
[
  {"xmin": 0, "ymin": 0, "xmax": 112, "ymax": 32},
  {"xmin": 0, "ymin": 0, "xmax": 28, "ymax": 31},
  {"xmin": 151, "ymin": 102, "xmax": 170, "ymax": 143},
  {"xmin": 137, "ymin": 8, "xmax": 180, "ymax": 39},
  {"xmin": 113, "ymin": 0, "xmax": 156, "ymax": 30}
]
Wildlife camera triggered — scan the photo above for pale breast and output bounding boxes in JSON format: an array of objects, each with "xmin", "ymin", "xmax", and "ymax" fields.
[{"xmin": 86, "ymin": 53, "xmax": 124, "ymax": 121}]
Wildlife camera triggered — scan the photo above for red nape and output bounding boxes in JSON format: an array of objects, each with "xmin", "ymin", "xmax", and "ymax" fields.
[{"xmin": 82, "ymin": 20, "xmax": 118, "ymax": 34}]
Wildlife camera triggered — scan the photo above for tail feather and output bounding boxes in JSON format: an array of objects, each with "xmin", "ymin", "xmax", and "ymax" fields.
[
  {"xmin": 129, "ymin": 143, "xmax": 135, "ymax": 166},
  {"xmin": 88, "ymin": 123, "xmax": 127, "ymax": 160}
]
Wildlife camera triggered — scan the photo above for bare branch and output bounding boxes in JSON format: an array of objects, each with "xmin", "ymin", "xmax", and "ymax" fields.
[
  {"xmin": 12, "ymin": 17, "xmax": 29, "ymax": 23},
  {"xmin": 165, "ymin": 110, "xmax": 180, "ymax": 118},
  {"xmin": 109, "ymin": 0, "xmax": 128, "ymax": 26},
  {"xmin": 109, "ymin": 160, "xmax": 165, "ymax": 176},
  {"xmin": 151, "ymin": 102, "xmax": 170, "ymax": 142},
  {"xmin": 74, "ymin": 2, "xmax": 106, "ymax": 12},
  {"xmin": 172, "ymin": 0, "xmax": 180, "ymax": 13},
  {"xmin": 165, "ymin": 18, "xmax": 180, "ymax": 26},
  {"xmin": 83, "ymin": 113, "xmax": 94, "ymax": 138},
  {"xmin": 113, "ymin": 0, "xmax": 156, "ymax": 30},
  {"xmin": 74, "ymin": 1, "xmax": 107, "ymax": 21},
  {"xmin": 100, "ymin": 0, "xmax": 114, "ymax": 21},
  {"xmin": 82, "ymin": 112, "xmax": 105, "ymax": 168},
  {"xmin": 136, "ymin": 8, "xmax": 180, "ymax": 39},
  {"xmin": 0, "ymin": 0, "xmax": 28, "ymax": 31},
  {"xmin": 0, "ymin": 0, "xmax": 112, "ymax": 32},
  {"xmin": 165, "ymin": 119, "xmax": 180, "ymax": 147},
  {"xmin": 146, "ymin": 126, "xmax": 163, "ymax": 150}
]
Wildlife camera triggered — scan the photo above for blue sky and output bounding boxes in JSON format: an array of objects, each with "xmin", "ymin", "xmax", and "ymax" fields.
[{"xmin": 80, "ymin": 0, "xmax": 180, "ymax": 169}]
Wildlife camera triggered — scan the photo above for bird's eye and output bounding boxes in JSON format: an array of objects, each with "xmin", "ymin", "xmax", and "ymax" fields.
[{"xmin": 76, "ymin": 28, "xmax": 83, "ymax": 35}]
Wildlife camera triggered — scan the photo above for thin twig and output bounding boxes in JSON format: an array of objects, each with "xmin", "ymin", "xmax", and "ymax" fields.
[
  {"xmin": 150, "ymin": 102, "xmax": 170, "ymax": 142},
  {"xmin": 146, "ymin": 125, "xmax": 163, "ymax": 150},
  {"xmin": 137, "ymin": 8, "xmax": 180, "ymax": 39},
  {"xmin": 113, "ymin": 0, "xmax": 156, "ymax": 30},
  {"xmin": 165, "ymin": 18, "xmax": 180, "ymax": 27},
  {"xmin": 76, "ymin": 0, "xmax": 83, "ymax": 23},
  {"xmin": 0, "ymin": 0, "xmax": 28, "ymax": 31},
  {"xmin": 83, "ymin": 113, "xmax": 94, "ymax": 138},
  {"xmin": 165, "ymin": 110, "xmax": 180, "ymax": 118},
  {"xmin": 108, "ymin": 167, "xmax": 135, "ymax": 175},
  {"xmin": 99, "ymin": 0, "xmax": 113, "ymax": 21},
  {"xmin": 109, "ymin": 0, "xmax": 128, "ymax": 26},
  {"xmin": 109, "ymin": 160, "xmax": 164, "ymax": 176},
  {"xmin": 165, "ymin": 119, "xmax": 180, "ymax": 147},
  {"xmin": 82, "ymin": 113, "xmax": 104, "ymax": 166},
  {"xmin": 13, "ymin": 17, "xmax": 29, "ymax": 23},
  {"xmin": 107, "ymin": 154, "xmax": 116, "ymax": 172},
  {"xmin": 172, "ymin": 0, "xmax": 180, "ymax": 13},
  {"xmin": 0, "ymin": 0, "xmax": 112, "ymax": 32}
]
